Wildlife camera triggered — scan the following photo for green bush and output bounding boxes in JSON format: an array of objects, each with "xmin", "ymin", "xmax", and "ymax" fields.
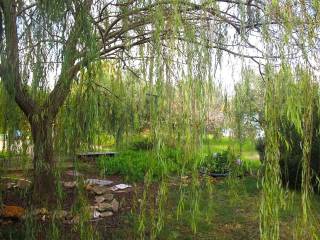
[
  {"xmin": 0, "ymin": 151, "xmax": 9, "ymax": 159},
  {"xmin": 128, "ymin": 135, "xmax": 154, "ymax": 150},
  {"xmin": 97, "ymin": 148, "xmax": 182, "ymax": 182},
  {"xmin": 97, "ymin": 133, "xmax": 115, "ymax": 148},
  {"xmin": 202, "ymin": 150, "xmax": 230, "ymax": 174},
  {"xmin": 200, "ymin": 148, "xmax": 248, "ymax": 176}
]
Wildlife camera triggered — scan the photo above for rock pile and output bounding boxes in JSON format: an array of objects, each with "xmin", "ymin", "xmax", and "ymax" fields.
[
  {"xmin": 4, "ymin": 178, "xmax": 31, "ymax": 190},
  {"xmin": 87, "ymin": 185, "xmax": 120, "ymax": 219},
  {"xmin": 61, "ymin": 176, "xmax": 132, "ymax": 221}
]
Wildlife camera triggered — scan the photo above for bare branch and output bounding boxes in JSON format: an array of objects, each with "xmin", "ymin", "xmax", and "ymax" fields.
[{"xmin": 17, "ymin": 3, "xmax": 37, "ymax": 16}]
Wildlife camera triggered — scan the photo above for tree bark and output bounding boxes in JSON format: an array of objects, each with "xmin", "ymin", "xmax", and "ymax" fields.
[{"xmin": 30, "ymin": 115, "xmax": 57, "ymax": 206}]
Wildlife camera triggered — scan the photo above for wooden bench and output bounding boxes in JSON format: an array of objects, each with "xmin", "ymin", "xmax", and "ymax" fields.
[{"xmin": 76, "ymin": 151, "xmax": 118, "ymax": 161}]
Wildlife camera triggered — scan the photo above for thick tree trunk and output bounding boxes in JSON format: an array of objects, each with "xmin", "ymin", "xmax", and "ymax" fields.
[{"xmin": 30, "ymin": 116, "xmax": 57, "ymax": 206}]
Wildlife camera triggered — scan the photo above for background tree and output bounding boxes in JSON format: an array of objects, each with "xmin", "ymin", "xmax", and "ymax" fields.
[{"xmin": 230, "ymin": 68, "xmax": 264, "ymax": 154}]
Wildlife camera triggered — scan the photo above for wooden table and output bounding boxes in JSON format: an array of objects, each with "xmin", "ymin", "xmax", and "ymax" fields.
[{"xmin": 76, "ymin": 151, "xmax": 118, "ymax": 161}]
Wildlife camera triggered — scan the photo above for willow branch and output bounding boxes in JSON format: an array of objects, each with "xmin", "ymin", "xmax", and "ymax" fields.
[{"xmin": 44, "ymin": 1, "xmax": 93, "ymax": 119}]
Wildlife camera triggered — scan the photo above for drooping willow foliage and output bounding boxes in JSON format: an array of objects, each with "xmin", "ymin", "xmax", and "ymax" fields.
[
  {"xmin": 1, "ymin": 0, "xmax": 320, "ymax": 239},
  {"xmin": 259, "ymin": 66, "xmax": 320, "ymax": 239},
  {"xmin": 234, "ymin": 66, "xmax": 320, "ymax": 237}
]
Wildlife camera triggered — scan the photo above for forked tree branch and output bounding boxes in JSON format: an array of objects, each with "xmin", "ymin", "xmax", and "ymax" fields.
[
  {"xmin": 43, "ymin": 0, "xmax": 93, "ymax": 120},
  {"xmin": 1, "ymin": 0, "xmax": 38, "ymax": 119}
]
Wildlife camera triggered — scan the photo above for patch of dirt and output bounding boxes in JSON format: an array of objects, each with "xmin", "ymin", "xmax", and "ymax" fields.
[
  {"xmin": 0, "ymin": 164, "xmax": 142, "ymax": 240},
  {"xmin": 1, "ymin": 166, "xmax": 222, "ymax": 239}
]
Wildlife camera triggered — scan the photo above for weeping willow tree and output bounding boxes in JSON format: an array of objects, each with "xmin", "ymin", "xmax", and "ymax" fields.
[
  {"xmin": 1, "ymin": 0, "xmax": 320, "ymax": 239},
  {"xmin": 0, "ymin": 0, "xmax": 265, "ymax": 204}
]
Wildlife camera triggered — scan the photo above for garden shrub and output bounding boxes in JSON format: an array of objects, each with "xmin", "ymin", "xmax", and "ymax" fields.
[
  {"xmin": 128, "ymin": 134, "xmax": 154, "ymax": 151},
  {"xmin": 0, "ymin": 151, "xmax": 9, "ymax": 159},
  {"xmin": 202, "ymin": 150, "xmax": 230, "ymax": 174},
  {"xmin": 97, "ymin": 148, "xmax": 182, "ymax": 182},
  {"xmin": 201, "ymin": 147, "xmax": 251, "ymax": 177},
  {"xmin": 201, "ymin": 149, "xmax": 242, "ymax": 174}
]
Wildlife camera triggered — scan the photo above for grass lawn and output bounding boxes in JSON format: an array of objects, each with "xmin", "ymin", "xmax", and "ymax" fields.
[
  {"xmin": 109, "ymin": 176, "xmax": 320, "ymax": 240},
  {"xmin": 104, "ymin": 137, "xmax": 319, "ymax": 239},
  {"xmin": 203, "ymin": 137, "xmax": 260, "ymax": 161},
  {"xmin": 201, "ymin": 137, "xmax": 261, "ymax": 173}
]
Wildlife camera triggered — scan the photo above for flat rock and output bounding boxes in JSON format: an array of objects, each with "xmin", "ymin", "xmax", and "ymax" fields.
[
  {"xmin": 97, "ymin": 199, "xmax": 119, "ymax": 212},
  {"xmin": 34, "ymin": 208, "xmax": 49, "ymax": 216},
  {"xmin": 100, "ymin": 211, "xmax": 113, "ymax": 218},
  {"xmin": 95, "ymin": 193, "xmax": 114, "ymax": 203},
  {"xmin": 109, "ymin": 184, "xmax": 131, "ymax": 191},
  {"xmin": 85, "ymin": 184, "xmax": 94, "ymax": 191},
  {"xmin": 85, "ymin": 179, "xmax": 113, "ymax": 186},
  {"xmin": 1, "ymin": 219, "xmax": 13, "ymax": 225},
  {"xmin": 111, "ymin": 199, "xmax": 119, "ymax": 212},
  {"xmin": 65, "ymin": 170, "xmax": 83, "ymax": 177},
  {"xmin": 0, "ymin": 205, "xmax": 25, "ymax": 219},
  {"xmin": 6, "ymin": 182, "xmax": 16, "ymax": 189},
  {"xmin": 97, "ymin": 202, "xmax": 112, "ymax": 212},
  {"xmin": 92, "ymin": 210, "xmax": 101, "ymax": 219},
  {"xmin": 95, "ymin": 196, "xmax": 106, "ymax": 203},
  {"xmin": 63, "ymin": 181, "xmax": 77, "ymax": 188},
  {"xmin": 104, "ymin": 193, "xmax": 114, "ymax": 201},
  {"xmin": 16, "ymin": 179, "xmax": 31, "ymax": 189},
  {"xmin": 92, "ymin": 185, "xmax": 108, "ymax": 195},
  {"xmin": 181, "ymin": 176, "xmax": 189, "ymax": 182},
  {"xmin": 89, "ymin": 205, "xmax": 98, "ymax": 211},
  {"xmin": 54, "ymin": 210, "xmax": 68, "ymax": 220}
]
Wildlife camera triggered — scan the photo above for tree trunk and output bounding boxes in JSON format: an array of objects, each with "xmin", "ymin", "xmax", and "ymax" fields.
[{"xmin": 30, "ymin": 116, "xmax": 57, "ymax": 206}]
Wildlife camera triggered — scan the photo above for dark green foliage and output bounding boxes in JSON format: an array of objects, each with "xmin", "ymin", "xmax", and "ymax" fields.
[
  {"xmin": 0, "ymin": 151, "xmax": 9, "ymax": 159},
  {"xmin": 97, "ymin": 149, "xmax": 182, "ymax": 182},
  {"xmin": 279, "ymin": 118, "xmax": 320, "ymax": 190},
  {"xmin": 202, "ymin": 150, "xmax": 231, "ymax": 174},
  {"xmin": 255, "ymin": 137, "xmax": 265, "ymax": 162},
  {"xmin": 128, "ymin": 135, "xmax": 154, "ymax": 151},
  {"xmin": 256, "ymin": 114, "xmax": 320, "ymax": 190},
  {"xmin": 97, "ymin": 150, "xmax": 154, "ymax": 182}
]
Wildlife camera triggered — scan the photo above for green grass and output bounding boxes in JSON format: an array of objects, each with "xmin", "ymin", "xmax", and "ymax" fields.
[
  {"xmin": 202, "ymin": 137, "xmax": 261, "ymax": 171},
  {"xmin": 158, "ymin": 178, "xmax": 320, "ymax": 239},
  {"xmin": 204, "ymin": 137, "xmax": 259, "ymax": 160},
  {"xmin": 110, "ymin": 176, "xmax": 319, "ymax": 240},
  {"xmin": 99, "ymin": 136, "xmax": 320, "ymax": 239},
  {"xmin": 157, "ymin": 177, "xmax": 261, "ymax": 240}
]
